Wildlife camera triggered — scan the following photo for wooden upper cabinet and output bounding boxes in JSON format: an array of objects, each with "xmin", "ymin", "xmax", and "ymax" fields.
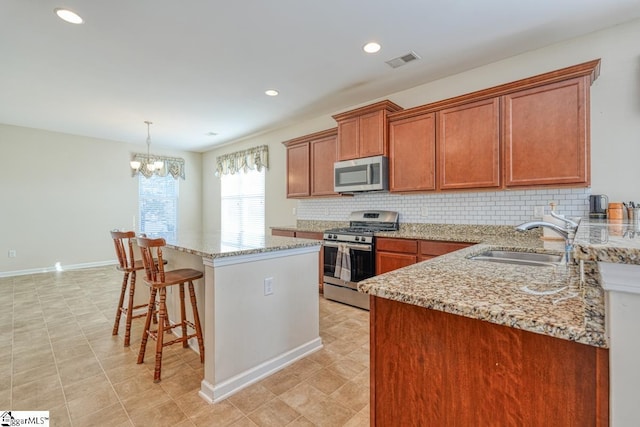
[
  {"xmin": 389, "ymin": 113, "xmax": 436, "ymax": 192},
  {"xmin": 285, "ymin": 142, "xmax": 310, "ymax": 198},
  {"xmin": 283, "ymin": 128, "xmax": 338, "ymax": 198},
  {"xmin": 359, "ymin": 110, "xmax": 387, "ymax": 158},
  {"xmin": 438, "ymin": 98, "xmax": 500, "ymax": 190},
  {"xmin": 503, "ymin": 76, "xmax": 589, "ymax": 187},
  {"xmin": 333, "ymin": 100, "xmax": 403, "ymax": 161},
  {"xmin": 310, "ymin": 134, "xmax": 338, "ymax": 196},
  {"xmin": 336, "ymin": 117, "xmax": 359, "ymax": 160}
]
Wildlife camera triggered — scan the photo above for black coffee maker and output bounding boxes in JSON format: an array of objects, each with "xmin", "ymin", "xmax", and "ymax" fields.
[{"xmin": 589, "ymin": 194, "xmax": 608, "ymax": 219}]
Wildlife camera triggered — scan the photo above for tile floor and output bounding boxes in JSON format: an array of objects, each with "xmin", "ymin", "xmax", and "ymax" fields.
[{"xmin": 0, "ymin": 266, "xmax": 370, "ymax": 426}]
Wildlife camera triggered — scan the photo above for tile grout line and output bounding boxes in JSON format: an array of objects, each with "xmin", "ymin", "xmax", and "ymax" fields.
[
  {"xmin": 80, "ymin": 274, "xmax": 140, "ymax": 426},
  {"xmin": 9, "ymin": 277, "xmax": 15, "ymax": 410},
  {"xmin": 40, "ymin": 273, "xmax": 79, "ymax": 427}
]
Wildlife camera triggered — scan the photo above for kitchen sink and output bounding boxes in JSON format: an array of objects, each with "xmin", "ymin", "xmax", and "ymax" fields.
[{"xmin": 468, "ymin": 250, "xmax": 563, "ymax": 267}]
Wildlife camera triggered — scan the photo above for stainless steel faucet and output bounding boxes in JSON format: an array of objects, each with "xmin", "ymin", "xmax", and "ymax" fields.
[
  {"xmin": 515, "ymin": 221, "xmax": 571, "ymax": 239},
  {"xmin": 515, "ymin": 214, "xmax": 580, "ymax": 263}
]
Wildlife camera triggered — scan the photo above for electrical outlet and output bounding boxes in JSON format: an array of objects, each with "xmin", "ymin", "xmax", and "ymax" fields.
[
  {"xmin": 292, "ymin": 207, "xmax": 297, "ymax": 215},
  {"xmin": 264, "ymin": 277, "xmax": 274, "ymax": 296},
  {"xmin": 534, "ymin": 206, "xmax": 545, "ymax": 218},
  {"xmin": 324, "ymin": 207, "xmax": 329, "ymax": 216},
  {"xmin": 8, "ymin": 250, "xmax": 16, "ymax": 258},
  {"xmin": 420, "ymin": 206, "xmax": 429, "ymax": 217}
]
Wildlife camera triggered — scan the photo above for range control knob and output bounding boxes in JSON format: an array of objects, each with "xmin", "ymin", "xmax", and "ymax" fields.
[{"xmin": 355, "ymin": 236, "xmax": 360, "ymax": 242}]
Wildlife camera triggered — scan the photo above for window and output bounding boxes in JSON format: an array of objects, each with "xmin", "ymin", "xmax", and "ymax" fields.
[
  {"xmin": 221, "ymin": 169, "xmax": 265, "ymax": 249},
  {"xmin": 139, "ymin": 174, "xmax": 179, "ymax": 241}
]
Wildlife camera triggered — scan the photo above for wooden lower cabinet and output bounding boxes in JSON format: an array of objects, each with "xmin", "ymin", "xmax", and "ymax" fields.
[
  {"xmin": 370, "ymin": 296, "xmax": 609, "ymax": 426},
  {"xmin": 271, "ymin": 229, "xmax": 324, "ymax": 292},
  {"xmin": 375, "ymin": 238, "xmax": 418, "ymax": 275},
  {"xmin": 376, "ymin": 238, "xmax": 473, "ymax": 274}
]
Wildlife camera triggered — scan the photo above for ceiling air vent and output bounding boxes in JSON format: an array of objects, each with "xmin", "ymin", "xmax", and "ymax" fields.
[{"xmin": 385, "ymin": 51, "xmax": 421, "ymax": 69}]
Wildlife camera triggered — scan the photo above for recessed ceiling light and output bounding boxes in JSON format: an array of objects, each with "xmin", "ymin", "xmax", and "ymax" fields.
[
  {"xmin": 265, "ymin": 89, "xmax": 279, "ymax": 97},
  {"xmin": 54, "ymin": 8, "xmax": 84, "ymax": 24},
  {"xmin": 363, "ymin": 42, "xmax": 381, "ymax": 54}
]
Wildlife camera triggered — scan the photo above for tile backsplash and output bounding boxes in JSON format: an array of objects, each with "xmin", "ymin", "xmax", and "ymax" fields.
[{"xmin": 297, "ymin": 188, "xmax": 591, "ymax": 225}]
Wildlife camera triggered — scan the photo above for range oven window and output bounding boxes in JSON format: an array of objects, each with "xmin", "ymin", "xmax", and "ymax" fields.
[{"xmin": 323, "ymin": 243, "xmax": 375, "ymax": 283}]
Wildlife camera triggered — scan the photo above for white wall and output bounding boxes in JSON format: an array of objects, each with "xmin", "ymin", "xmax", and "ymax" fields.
[
  {"xmin": 201, "ymin": 18, "xmax": 640, "ymax": 231},
  {"xmin": 0, "ymin": 124, "xmax": 202, "ymax": 274}
]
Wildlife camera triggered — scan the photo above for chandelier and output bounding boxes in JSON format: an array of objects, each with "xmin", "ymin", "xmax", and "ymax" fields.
[{"xmin": 130, "ymin": 121, "xmax": 164, "ymax": 173}]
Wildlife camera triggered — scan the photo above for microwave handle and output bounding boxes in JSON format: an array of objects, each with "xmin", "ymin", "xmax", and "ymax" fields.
[{"xmin": 367, "ymin": 163, "xmax": 372, "ymax": 184}]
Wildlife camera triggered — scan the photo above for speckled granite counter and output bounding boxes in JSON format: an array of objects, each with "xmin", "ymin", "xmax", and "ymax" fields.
[
  {"xmin": 163, "ymin": 232, "xmax": 321, "ymax": 259},
  {"xmin": 573, "ymin": 219, "xmax": 640, "ymax": 264},
  {"xmin": 358, "ymin": 243, "xmax": 605, "ymax": 347}
]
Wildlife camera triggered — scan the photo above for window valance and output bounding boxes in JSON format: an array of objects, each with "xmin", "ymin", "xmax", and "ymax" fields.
[
  {"xmin": 130, "ymin": 153, "xmax": 186, "ymax": 180},
  {"xmin": 215, "ymin": 145, "xmax": 269, "ymax": 176}
]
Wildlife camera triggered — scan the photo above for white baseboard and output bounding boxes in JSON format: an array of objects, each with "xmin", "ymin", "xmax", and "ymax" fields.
[
  {"xmin": 199, "ymin": 337, "xmax": 323, "ymax": 403},
  {"xmin": 0, "ymin": 260, "xmax": 118, "ymax": 278}
]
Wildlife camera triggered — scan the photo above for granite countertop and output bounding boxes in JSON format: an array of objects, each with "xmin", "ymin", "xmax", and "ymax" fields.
[
  {"xmin": 162, "ymin": 232, "xmax": 321, "ymax": 259},
  {"xmin": 573, "ymin": 219, "xmax": 640, "ymax": 264},
  {"xmin": 358, "ymin": 243, "xmax": 606, "ymax": 347},
  {"xmin": 274, "ymin": 218, "xmax": 640, "ymax": 348}
]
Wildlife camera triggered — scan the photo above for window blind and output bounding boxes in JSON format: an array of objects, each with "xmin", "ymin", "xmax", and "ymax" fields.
[
  {"xmin": 139, "ymin": 174, "xmax": 179, "ymax": 241},
  {"xmin": 221, "ymin": 169, "xmax": 265, "ymax": 249}
]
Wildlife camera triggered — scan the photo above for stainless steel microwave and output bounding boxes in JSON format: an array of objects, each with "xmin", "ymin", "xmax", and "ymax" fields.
[{"xmin": 334, "ymin": 155, "xmax": 389, "ymax": 193}]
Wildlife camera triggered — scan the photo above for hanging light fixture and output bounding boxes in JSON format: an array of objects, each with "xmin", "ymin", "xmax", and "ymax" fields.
[{"xmin": 130, "ymin": 121, "xmax": 164, "ymax": 173}]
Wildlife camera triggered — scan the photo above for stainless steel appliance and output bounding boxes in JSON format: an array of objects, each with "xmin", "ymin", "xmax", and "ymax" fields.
[
  {"xmin": 589, "ymin": 194, "xmax": 608, "ymax": 219},
  {"xmin": 323, "ymin": 210, "xmax": 399, "ymax": 310},
  {"xmin": 333, "ymin": 155, "xmax": 388, "ymax": 193}
]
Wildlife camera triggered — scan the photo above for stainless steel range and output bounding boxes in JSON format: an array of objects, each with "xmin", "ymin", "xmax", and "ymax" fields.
[{"xmin": 323, "ymin": 210, "xmax": 399, "ymax": 310}]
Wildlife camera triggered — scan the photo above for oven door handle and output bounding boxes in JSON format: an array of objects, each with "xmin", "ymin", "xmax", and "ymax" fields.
[{"xmin": 323, "ymin": 241, "xmax": 372, "ymax": 252}]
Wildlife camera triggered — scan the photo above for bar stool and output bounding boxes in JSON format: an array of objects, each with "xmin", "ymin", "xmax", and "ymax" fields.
[
  {"xmin": 110, "ymin": 230, "xmax": 157, "ymax": 347},
  {"xmin": 136, "ymin": 236, "xmax": 205, "ymax": 382}
]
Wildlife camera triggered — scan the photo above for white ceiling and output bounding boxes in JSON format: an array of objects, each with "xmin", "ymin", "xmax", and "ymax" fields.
[{"xmin": 2, "ymin": 1, "xmax": 640, "ymax": 152}]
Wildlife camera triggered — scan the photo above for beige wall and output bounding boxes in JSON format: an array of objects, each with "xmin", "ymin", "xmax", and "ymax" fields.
[
  {"xmin": 201, "ymin": 18, "xmax": 640, "ymax": 232},
  {"xmin": 0, "ymin": 124, "xmax": 202, "ymax": 273}
]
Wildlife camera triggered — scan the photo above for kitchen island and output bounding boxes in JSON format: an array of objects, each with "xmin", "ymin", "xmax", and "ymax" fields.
[
  {"xmin": 158, "ymin": 232, "xmax": 323, "ymax": 403},
  {"xmin": 358, "ymin": 225, "xmax": 610, "ymax": 426}
]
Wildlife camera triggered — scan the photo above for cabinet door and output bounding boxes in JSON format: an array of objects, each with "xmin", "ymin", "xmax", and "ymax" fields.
[
  {"xmin": 375, "ymin": 238, "xmax": 418, "ymax": 275},
  {"xmin": 286, "ymin": 143, "xmax": 310, "ymax": 198},
  {"xmin": 420, "ymin": 240, "xmax": 473, "ymax": 257},
  {"xmin": 310, "ymin": 135, "xmax": 338, "ymax": 196},
  {"xmin": 376, "ymin": 252, "xmax": 418, "ymax": 275},
  {"xmin": 336, "ymin": 117, "xmax": 359, "ymax": 160},
  {"xmin": 389, "ymin": 113, "xmax": 436, "ymax": 192},
  {"xmin": 438, "ymin": 98, "xmax": 500, "ymax": 190},
  {"xmin": 503, "ymin": 77, "xmax": 589, "ymax": 187},
  {"xmin": 359, "ymin": 110, "xmax": 386, "ymax": 158}
]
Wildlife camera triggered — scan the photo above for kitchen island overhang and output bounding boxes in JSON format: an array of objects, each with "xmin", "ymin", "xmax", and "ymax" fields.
[{"xmin": 158, "ymin": 234, "xmax": 322, "ymax": 403}]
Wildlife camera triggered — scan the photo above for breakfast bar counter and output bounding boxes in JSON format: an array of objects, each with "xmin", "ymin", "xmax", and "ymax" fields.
[{"xmin": 159, "ymin": 232, "xmax": 323, "ymax": 403}]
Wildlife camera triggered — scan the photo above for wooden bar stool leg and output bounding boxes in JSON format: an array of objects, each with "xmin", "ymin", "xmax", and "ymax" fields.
[
  {"xmin": 123, "ymin": 270, "xmax": 137, "ymax": 347},
  {"xmin": 137, "ymin": 287, "xmax": 156, "ymax": 364},
  {"xmin": 179, "ymin": 283, "xmax": 188, "ymax": 348},
  {"xmin": 154, "ymin": 287, "xmax": 167, "ymax": 382},
  {"xmin": 112, "ymin": 271, "xmax": 129, "ymax": 336},
  {"xmin": 188, "ymin": 281, "xmax": 205, "ymax": 363}
]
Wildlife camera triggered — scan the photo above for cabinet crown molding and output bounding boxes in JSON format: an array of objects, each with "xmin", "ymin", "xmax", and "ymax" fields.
[
  {"xmin": 282, "ymin": 127, "xmax": 337, "ymax": 147},
  {"xmin": 332, "ymin": 99, "xmax": 403, "ymax": 121},
  {"xmin": 389, "ymin": 58, "xmax": 601, "ymax": 121}
]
